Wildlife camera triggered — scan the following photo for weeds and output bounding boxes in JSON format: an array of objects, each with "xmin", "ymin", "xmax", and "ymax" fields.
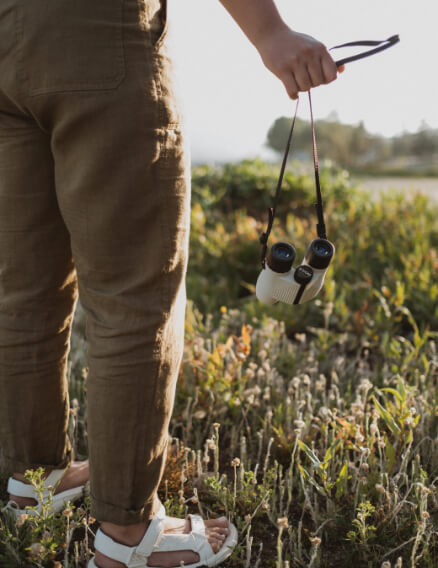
[{"xmin": 1, "ymin": 161, "xmax": 437, "ymax": 567}]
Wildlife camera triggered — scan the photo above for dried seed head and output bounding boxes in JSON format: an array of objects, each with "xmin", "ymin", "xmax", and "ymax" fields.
[
  {"xmin": 62, "ymin": 507, "xmax": 73, "ymax": 518},
  {"xmin": 319, "ymin": 406, "xmax": 330, "ymax": 418},
  {"xmin": 375, "ymin": 484, "xmax": 385, "ymax": 494},
  {"xmin": 258, "ymin": 350, "xmax": 267, "ymax": 361},
  {"xmin": 358, "ymin": 378, "xmax": 373, "ymax": 392},
  {"xmin": 15, "ymin": 513, "xmax": 28, "ymax": 527},
  {"xmin": 291, "ymin": 377, "xmax": 301, "ymax": 389},
  {"xmin": 315, "ymin": 380, "xmax": 325, "ymax": 392},
  {"xmin": 405, "ymin": 415, "xmax": 415, "ymax": 427},
  {"xmin": 244, "ymin": 514, "xmax": 252, "ymax": 524},
  {"xmin": 302, "ymin": 374, "xmax": 311, "ymax": 386},
  {"xmin": 422, "ymin": 511, "xmax": 430, "ymax": 519},
  {"xmin": 310, "ymin": 536, "xmax": 321, "ymax": 546},
  {"xmin": 381, "ymin": 562, "xmax": 391, "ymax": 568},
  {"xmin": 30, "ymin": 543, "xmax": 46, "ymax": 557},
  {"xmin": 231, "ymin": 457, "xmax": 241, "ymax": 467},
  {"xmin": 277, "ymin": 517, "xmax": 289, "ymax": 529}
]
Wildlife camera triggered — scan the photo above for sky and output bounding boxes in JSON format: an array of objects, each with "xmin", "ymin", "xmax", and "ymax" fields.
[{"xmin": 166, "ymin": 0, "xmax": 438, "ymax": 163}]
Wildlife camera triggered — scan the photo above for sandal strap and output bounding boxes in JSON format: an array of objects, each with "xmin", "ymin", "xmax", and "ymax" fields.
[
  {"xmin": 94, "ymin": 504, "xmax": 166, "ymax": 567},
  {"xmin": 151, "ymin": 513, "xmax": 214, "ymax": 563},
  {"xmin": 7, "ymin": 469, "xmax": 66, "ymax": 500}
]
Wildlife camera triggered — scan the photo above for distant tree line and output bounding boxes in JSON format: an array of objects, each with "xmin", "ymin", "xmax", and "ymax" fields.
[{"xmin": 266, "ymin": 114, "xmax": 438, "ymax": 175}]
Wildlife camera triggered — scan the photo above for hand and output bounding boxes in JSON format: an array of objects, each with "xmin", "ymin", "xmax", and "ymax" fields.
[{"xmin": 256, "ymin": 26, "xmax": 344, "ymax": 99}]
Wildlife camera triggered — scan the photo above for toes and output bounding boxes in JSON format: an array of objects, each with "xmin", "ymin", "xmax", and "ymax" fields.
[
  {"xmin": 208, "ymin": 530, "xmax": 224, "ymax": 541},
  {"xmin": 208, "ymin": 528, "xmax": 228, "ymax": 553},
  {"xmin": 211, "ymin": 538, "xmax": 223, "ymax": 553},
  {"xmin": 205, "ymin": 517, "xmax": 229, "ymax": 528}
]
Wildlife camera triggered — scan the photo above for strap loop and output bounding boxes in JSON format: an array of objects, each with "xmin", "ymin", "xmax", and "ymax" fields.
[{"xmin": 332, "ymin": 34, "xmax": 400, "ymax": 67}]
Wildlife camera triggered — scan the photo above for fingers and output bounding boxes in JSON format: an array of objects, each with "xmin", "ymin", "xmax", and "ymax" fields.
[
  {"xmin": 282, "ymin": 72, "xmax": 300, "ymax": 100},
  {"xmin": 306, "ymin": 55, "xmax": 326, "ymax": 87},
  {"xmin": 294, "ymin": 60, "xmax": 313, "ymax": 92},
  {"xmin": 285, "ymin": 43, "xmax": 341, "ymax": 99},
  {"xmin": 320, "ymin": 50, "xmax": 338, "ymax": 83}
]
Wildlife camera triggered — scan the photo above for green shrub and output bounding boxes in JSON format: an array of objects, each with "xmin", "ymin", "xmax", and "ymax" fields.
[{"xmin": 188, "ymin": 160, "xmax": 438, "ymax": 342}]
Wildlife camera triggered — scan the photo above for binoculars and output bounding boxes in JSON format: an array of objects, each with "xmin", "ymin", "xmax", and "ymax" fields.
[{"xmin": 256, "ymin": 238, "xmax": 335, "ymax": 305}]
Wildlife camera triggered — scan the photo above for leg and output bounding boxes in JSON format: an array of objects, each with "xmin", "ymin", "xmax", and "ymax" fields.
[
  {"xmin": 42, "ymin": 0, "xmax": 190, "ymax": 527},
  {"xmin": 0, "ymin": 109, "xmax": 75, "ymax": 474},
  {"xmin": 16, "ymin": 0, "xmax": 234, "ymax": 563}
]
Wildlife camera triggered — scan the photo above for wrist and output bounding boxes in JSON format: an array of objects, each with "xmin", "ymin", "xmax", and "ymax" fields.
[{"xmin": 251, "ymin": 16, "xmax": 289, "ymax": 51}]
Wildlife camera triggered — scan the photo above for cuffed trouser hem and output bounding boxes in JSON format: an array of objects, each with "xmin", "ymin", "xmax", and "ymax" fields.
[
  {"xmin": 1, "ymin": 448, "xmax": 73, "ymax": 476},
  {"xmin": 90, "ymin": 491, "xmax": 163, "ymax": 526}
]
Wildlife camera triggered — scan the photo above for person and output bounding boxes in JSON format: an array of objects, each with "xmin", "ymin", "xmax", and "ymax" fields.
[{"xmin": 0, "ymin": 0, "xmax": 343, "ymax": 566}]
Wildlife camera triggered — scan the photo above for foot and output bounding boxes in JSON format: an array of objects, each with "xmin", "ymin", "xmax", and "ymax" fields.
[
  {"xmin": 9, "ymin": 461, "xmax": 89, "ymax": 509},
  {"xmin": 95, "ymin": 515, "xmax": 230, "ymax": 568}
]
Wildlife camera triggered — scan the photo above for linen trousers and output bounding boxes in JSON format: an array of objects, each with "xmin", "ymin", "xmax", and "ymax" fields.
[{"xmin": 0, "ymin": 0, "xmax": 190, "ymax": 525}]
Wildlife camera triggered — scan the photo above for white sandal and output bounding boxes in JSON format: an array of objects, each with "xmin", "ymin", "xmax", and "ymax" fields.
[
  {"xmin": 88, "ymin": 503, "xmax": 238, "ymax": 568},
  {"xmin": 5, "ymin": 468, "xmax": 86, "ymax": 517}
]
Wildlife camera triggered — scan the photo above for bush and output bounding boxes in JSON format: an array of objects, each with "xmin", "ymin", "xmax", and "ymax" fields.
[{"xmin": 188, "ymin": 160, "xmax": 438, "ymax": 343}]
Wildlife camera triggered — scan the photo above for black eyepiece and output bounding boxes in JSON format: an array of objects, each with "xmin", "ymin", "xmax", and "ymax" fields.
[
  {"xmin": 267, "ymin": 242, "xmax": 296, "ymax": 273},
  {"xmin": 305, "ymin": 239, "xmax": 334, "ymax": 269}
]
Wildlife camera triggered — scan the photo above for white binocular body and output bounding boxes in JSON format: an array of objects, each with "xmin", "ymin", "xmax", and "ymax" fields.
[{"xmin": 256, "ymin": 238, "xmax": 335, "ymax": 305}]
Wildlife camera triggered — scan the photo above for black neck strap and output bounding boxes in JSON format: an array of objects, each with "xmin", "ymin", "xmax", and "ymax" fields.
[
  {"xmin": 259, "ymin": 92, "xmax": 325, "ymax": 266},
  {"xmin": 259, "ymin": 98, "xmax": 300, "ymax": 266},
  {"xmin": 309, "ymin": 92, "xmax": 326, "ymax": 240},
  {"xmin": 259, "ymin": 34, "xmax": 400, "ymax": 267},
  {"xmin": 332, "ymin": 35, "xmax": 400, "ymax": 67}
]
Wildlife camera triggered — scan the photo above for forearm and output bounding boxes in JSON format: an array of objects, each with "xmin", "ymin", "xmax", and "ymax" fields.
[{"xmin": 218, "ymin": 0, "xmax": 288, "ymax": 49}]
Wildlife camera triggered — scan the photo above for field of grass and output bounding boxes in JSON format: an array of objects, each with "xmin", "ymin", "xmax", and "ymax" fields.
[
  {"xmin": 355, "ymin": 177, "xmax": 438, "ymax": 204},
  {"xmin": 1, "ymin": 160, "xmax": 437, "ymax": 567}
]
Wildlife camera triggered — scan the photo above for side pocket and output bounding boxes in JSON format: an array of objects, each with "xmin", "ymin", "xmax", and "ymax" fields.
[
  {"xmin": 0, "ymin": 5, "xmax": 16, "ymax": 60},
  {"xmin": 18, "ymin": 0, "xmax": 125, "ymax": 96}
]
